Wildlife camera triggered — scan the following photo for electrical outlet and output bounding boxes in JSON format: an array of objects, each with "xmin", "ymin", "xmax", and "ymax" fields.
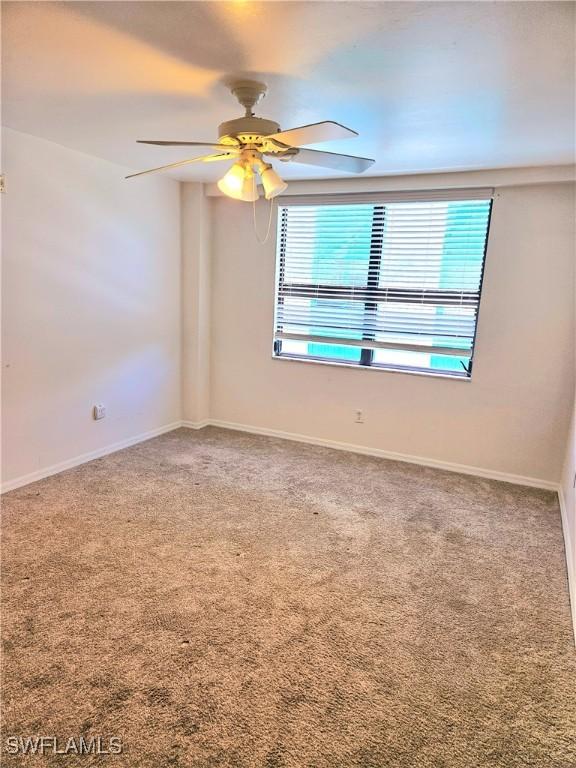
[
  {"xmin": 354, "ymin": 409, "xmax": 364, "ymax": 424},
  {"xmin": 93, "ymin": 404, "xmax": 106, "ymax": 420}
]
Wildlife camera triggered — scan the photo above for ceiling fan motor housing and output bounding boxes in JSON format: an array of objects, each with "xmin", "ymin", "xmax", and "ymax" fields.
[{"xmin": 218, "ymin": 116, "xmax": 280, "ymax": 145}]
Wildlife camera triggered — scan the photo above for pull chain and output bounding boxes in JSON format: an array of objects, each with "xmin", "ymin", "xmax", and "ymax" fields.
[{"xmin": 252, "ymin": 173, "xmax": 275, "ymax": 244}]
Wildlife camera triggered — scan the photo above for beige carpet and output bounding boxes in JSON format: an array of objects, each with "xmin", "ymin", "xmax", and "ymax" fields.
[{"xmin": 2, "ymin": 427, "xmax": 575, "ymax": 767}]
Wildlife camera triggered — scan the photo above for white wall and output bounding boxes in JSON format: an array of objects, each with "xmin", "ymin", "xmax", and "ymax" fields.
[
  {"xmin": 3, "ymin": 143, "xmax": 574, "ymax": 492},
  {"xmin": 181, "ymin": 183, "xmax": 211, "ymax": 426},
  {"xmin": 208, "ymin": 181, "xmax": 575, "ymax": 485},
  {"xmin": 560, "ymin": 377, "xmax": 576, "ymax": 640},
  {"xmin": 1, "ymin": 128, "xmax": 181, "ymax": 487}
]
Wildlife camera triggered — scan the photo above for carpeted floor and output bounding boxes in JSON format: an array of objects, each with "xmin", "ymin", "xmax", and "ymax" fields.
[{"xmin": 1, "ymin": 427, "xmax": 575, "ymax": 767}]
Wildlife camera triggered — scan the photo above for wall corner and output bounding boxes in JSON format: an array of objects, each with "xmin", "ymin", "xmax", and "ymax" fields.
[{"xmin": 180, "ymin": 182, "xmax": 211, "ymax": 425}]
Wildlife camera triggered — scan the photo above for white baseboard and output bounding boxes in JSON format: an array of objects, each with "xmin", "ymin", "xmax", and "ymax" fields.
[
  {"xmin": 181, "ymin": 419, "xmax": 210, "ymax": 429},
  {"xmin": 1, "ymin": 421, "xmax": 183, "ymax": 494},
  {"xmin": 558, "ymin": 487, "xmax": 576, "ymax": 645},
  {"xmin": 3, "ymin": 416, "xmax": 559, "ymax": 494},
  {"xmin": 203, "ymin": 418, "xmax": 559, "ymax": 492},
  {"xmin": 5, "ymin": 416, "xmax": 558, "ymax": 496}
]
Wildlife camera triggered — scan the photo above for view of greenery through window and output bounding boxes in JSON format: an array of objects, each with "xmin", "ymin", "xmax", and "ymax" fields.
[{"xmin": 275, "ymin": 198, "xmax": 491, "ymax": 377}]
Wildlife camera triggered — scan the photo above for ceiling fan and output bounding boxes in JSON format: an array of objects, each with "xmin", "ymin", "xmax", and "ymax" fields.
[{"xmin": 126, "ymin": 80, "xmax": 375, "ymax": 201}]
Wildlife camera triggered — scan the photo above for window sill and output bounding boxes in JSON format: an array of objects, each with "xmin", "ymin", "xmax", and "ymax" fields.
[{"xmin": 272, "ymin": 353, "xmax": 472, "ymax": 381}]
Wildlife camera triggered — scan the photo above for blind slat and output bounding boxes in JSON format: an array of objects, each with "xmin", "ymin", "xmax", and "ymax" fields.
[
  {"xmin": 279, "ymin": 188, "xmax": 494, "ymax": 205},
  {"xmin": 275, "ymin": 332, "xmax": 470, "ymax": 357}
]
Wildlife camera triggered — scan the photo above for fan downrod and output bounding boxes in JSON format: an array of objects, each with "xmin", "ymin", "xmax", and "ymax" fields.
[{"xmin": 229, "ymin": 80, "xmax": 267, "ymax": 117}]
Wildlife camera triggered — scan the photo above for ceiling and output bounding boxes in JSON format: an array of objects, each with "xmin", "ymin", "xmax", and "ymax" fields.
[{"xmin": 2, "ymin": 1, "xmax": 575, "ymax": 182}]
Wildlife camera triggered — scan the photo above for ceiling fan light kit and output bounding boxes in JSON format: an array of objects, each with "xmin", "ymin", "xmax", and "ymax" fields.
[{"xmin": 127, "ymin": 79, "xmax": 375, "ymax": 201}]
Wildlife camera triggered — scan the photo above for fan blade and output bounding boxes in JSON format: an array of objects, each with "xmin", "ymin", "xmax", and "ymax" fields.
[
  {"xmin": 137, "ymin": 140, "xmax": 235, "ymax": 149},
  {"xmin": 125, "ymin": 153, "xmax": 233, "ymax": 179},
  {"xmin": 264, "ymin": 121, "xmax": 357, "ymax": 148},
  {"xmin": 272, "ymin": 147, "xmax": 374, "ymax": 174}
]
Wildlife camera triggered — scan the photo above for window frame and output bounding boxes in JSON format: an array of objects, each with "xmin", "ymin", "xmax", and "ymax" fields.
[{"xmin": 272, "ymin": 191, "xmax": 493, "ymax": 380}]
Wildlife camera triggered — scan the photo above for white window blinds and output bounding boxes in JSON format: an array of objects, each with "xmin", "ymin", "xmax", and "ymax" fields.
[{"xmin": 273, "ymin": 189, "xmax": 493, "ymax": 377}]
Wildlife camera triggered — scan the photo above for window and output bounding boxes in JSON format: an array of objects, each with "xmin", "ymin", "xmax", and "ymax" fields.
[{"xmin": 273, "ymin": 189, "xmax": 492, "ymax": 378}]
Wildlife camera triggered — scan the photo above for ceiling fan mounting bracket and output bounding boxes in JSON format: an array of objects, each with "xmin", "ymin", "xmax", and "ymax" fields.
[{"xmin": 229, "ymin": 79, "xmax": 268, "ymax": 117}]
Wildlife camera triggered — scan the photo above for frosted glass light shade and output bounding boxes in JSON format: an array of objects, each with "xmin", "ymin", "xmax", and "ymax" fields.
[
  {"xmin": 217, "ymin": 162, "xmax": 258, "ymax": 201},
  {"xmin": 261, "ymin": 164, "xmax": 288, "ymax": 199}
]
